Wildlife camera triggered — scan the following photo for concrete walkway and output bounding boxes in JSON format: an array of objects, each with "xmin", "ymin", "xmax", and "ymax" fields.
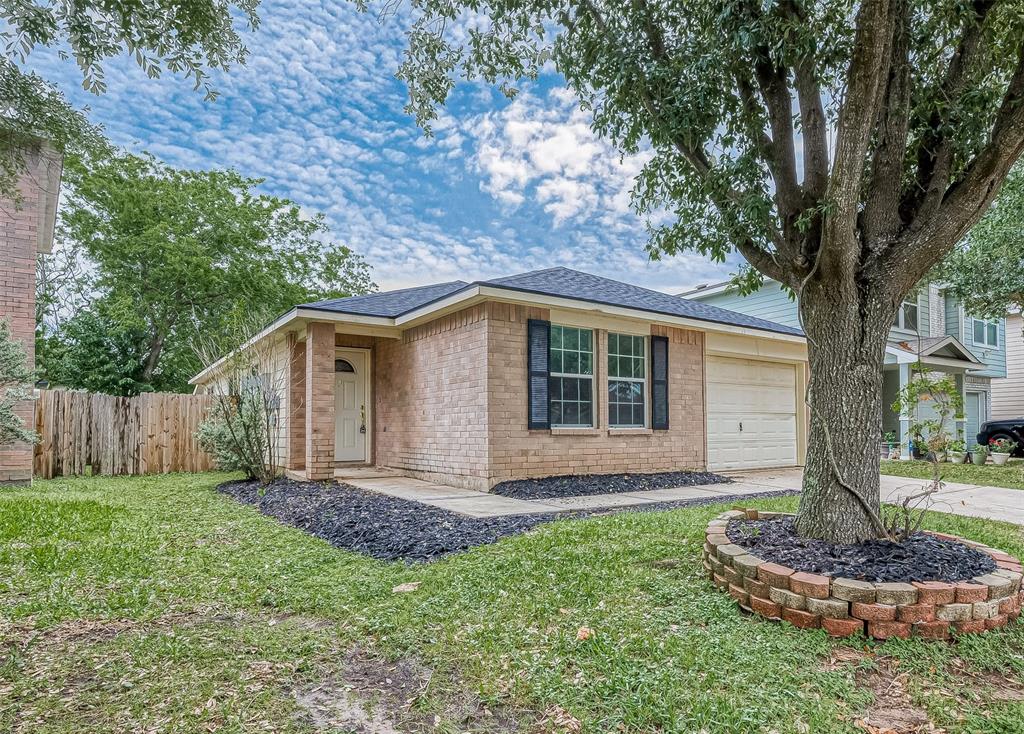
[
  {"xmin": 336, "ymin": 466, "xmax": 799, "ymax": 519},
  {"xmin": 336, "ymin": 466, "xmax": 1024, "ymax": 523}
]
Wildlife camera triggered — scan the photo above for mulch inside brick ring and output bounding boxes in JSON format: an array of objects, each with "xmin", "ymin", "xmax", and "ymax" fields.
[{"xmin": 727, "ymin": 515, "xmax": 996, "ymax": 583}]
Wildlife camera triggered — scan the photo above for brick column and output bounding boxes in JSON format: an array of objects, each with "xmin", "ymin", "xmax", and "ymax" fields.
[
  {"xmin": 0, "ymin": 166, "xmax": 44, "ymax": 485},
  {"xmin": 305, "ymin": 322, "xmax": 335, "ymax": 480},
  {"xmin": 287, "ymin": 333, "xmax": 306, "ymax": 470}
]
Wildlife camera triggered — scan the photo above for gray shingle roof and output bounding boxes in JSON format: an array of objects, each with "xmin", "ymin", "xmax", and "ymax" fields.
[
  {"xmin": 300, "ymin": 267, "xmax": 803, "ymax": 337},
  {"xmin": 301, "ymin": 280, "xmax": 469, "ymax": 318}
]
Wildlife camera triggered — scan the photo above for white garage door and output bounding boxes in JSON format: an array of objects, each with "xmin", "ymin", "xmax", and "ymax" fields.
[{"xmin": 707, "ymin": 356, "xmax": 798, "ymax": 470}]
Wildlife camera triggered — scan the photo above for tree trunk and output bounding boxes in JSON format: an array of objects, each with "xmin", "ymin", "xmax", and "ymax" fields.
[
  {"xmin": 795, "ymin": 280, "xmax": 894, "ymax": 543},
  {"xmin": 140, "ymin": 331, "xmax": 166, "ymax": 384}
]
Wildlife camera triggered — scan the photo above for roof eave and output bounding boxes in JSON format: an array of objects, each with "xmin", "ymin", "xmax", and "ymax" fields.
[{"xmin": 395, "ymin": 283, "xmax": 805, "ymax": 342}]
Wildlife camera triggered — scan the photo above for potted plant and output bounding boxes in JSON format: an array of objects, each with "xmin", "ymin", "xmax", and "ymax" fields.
[
  {"xmin": 972, "ymin": 443, "xmax": 989, "ymax": 466},
  {"xmin": 948, "ymin": 439, "xmax": 968, "ymax": 464},
  {"xmin": 989, "ymin": 437, "xmax": 1018, "ymax": 466},
  {"xmin": 880, "ymin": 431, "xmax": 898, "ymax": 459}
]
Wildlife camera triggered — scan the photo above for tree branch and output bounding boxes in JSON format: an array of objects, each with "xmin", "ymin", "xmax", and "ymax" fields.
[
  {"xmin": 821, "ymin": 0, "xmax": 896, "ymax": 279},
  {"xmin": 863, "ymin": 0, "xmax": 912, "ymax": 245},
  {"xmin": 901, "ymin": 0, "xmax": 999, "ymax": 227},
  {"xmin": 894, "ymin": 46, "xmax": 1024, "ymax": 292},
  {"xmin": 584, "ymin": 0, "xmax": 789, "ymax": 281}
]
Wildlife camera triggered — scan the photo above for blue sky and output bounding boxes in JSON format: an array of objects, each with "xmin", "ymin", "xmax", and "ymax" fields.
[{"xmin": 27, "ymin": 0, "xmax": 738, "ymax": 293}]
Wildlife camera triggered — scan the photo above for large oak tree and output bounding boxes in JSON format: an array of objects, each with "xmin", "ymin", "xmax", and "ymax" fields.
[{"xmin": 384, "ymin": 0, "xmax": 1024, "ymax": 541}]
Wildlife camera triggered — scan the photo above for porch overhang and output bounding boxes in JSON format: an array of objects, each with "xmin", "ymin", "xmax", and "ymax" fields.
[{"xmin": 884, "ymin": 335, "xmax": 983, "ymax": 372}]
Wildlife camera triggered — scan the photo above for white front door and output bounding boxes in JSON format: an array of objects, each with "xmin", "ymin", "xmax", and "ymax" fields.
[
  {"xmin": 334, "ymin": 350, "xmax": 367, "ymax": 462},
  {"xmin": 706, "ymin": 356, "xmax": 799, "ymax": 470}
]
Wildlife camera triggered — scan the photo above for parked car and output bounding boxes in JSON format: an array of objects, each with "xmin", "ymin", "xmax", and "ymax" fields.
[{"xmin": 977, "ymin": 418, "xmax": 1024, "ymax": 457}]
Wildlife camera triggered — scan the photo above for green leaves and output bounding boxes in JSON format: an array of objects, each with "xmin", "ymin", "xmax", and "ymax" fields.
[
  {"xmin": 942, "ymin": 163, "xmax": 1024, "ymax": 325},
  {"xmin": 0, "ymin": 319, "xmax": 38, "ymax": 446},
  {"xmin": 38, "ymin": 151, "xmax": 376, "ymax": 395}
]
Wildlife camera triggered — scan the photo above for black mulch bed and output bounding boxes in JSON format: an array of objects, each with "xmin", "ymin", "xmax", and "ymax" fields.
[
  {"xmin": 727, "ymin": 516, "xmax": 996, "ymax": 583},
  {"xmin": 219, "ymin": 477, "xmax": 794, "ymax": 563},
  {"xmin": 491, "ymin": 470, "xmax": 731, "ymax": 500}
]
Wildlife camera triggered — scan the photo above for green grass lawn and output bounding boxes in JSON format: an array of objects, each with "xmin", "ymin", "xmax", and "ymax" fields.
[
  {"xmin": 881, "ymin": 459, "xmax": 1024, "ymax": 490},
  {"xmin": 3, "ymin": 474, "xmax": 1024, "ymax": 733}
]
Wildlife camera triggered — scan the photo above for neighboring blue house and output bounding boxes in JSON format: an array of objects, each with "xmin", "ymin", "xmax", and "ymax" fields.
[{"xmin": 682, "ymin": 280, "xmax": 1007, "ymax": 455}]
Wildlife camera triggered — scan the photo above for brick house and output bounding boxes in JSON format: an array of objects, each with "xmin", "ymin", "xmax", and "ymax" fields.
[
  {"xmin": 0, "ymin": 143, "xmax": 63, "ymax": 485},
  {"xmin": 191, "ymin": 268, "xmax": 809, "ymax": 490}
]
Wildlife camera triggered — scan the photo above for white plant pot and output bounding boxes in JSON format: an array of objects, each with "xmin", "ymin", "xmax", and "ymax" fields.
[
  {"xmin": 992, "ymin": 452, "xmax": 1011, "ymax": 466},
  {"xmin": 950, "ymin": 452, "xmax": 966, "ymax": 464}
]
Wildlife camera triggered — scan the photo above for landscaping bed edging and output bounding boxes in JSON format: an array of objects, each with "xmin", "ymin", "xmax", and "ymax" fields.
[{"xmin": 702, "ymin": 510, "xmax": 1024, "ymax": 640}]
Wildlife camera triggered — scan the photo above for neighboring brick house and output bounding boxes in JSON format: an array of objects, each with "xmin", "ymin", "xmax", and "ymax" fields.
[
  {"xmin": 192, "ymin": 268, "xmax": 808, "ymax": 489},
  {"xmin": 0, "ymin": 143, "xmax": 63, "ymax": 484},
  {"xmin": 684, "ymin": 279, "xmax": 1007, "ymax": 453}
]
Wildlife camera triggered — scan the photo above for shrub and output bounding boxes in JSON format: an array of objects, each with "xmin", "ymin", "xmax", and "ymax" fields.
[{"xmin": 0, "ymin": 319, "xmax": 37, "ymax": 446}]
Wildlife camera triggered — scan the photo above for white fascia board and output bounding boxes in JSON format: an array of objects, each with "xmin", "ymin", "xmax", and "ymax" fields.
[
  {"xmin": 394, "ymin": 284, "xmax": 806, "ymax": 344},
  {"xmin": 886, "ymin": 346, "xmax": 918, "ymax": 364},
  {"xmin": 292, "ymin": 308, "xmax": 396, "ymax": 328},
  {"xmin": 188, "ymin": 308, "xmax": 399, "ymax": 385},
  {"xmin": 189, "ymin": 309, "xmax": 300, "ymax": 385}
]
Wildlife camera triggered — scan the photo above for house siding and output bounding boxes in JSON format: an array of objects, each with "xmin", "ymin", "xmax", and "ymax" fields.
[
  {"xmin": 991, "ymin": 313, "xmax": 1024, "ymax": 419},
  {"xmin": 961, "ymin": 311, "xmax": 1007, "ymax": 379},
  {"xmin": 691, "ymin": 282, "xmax": 801, "ymax": 329}
]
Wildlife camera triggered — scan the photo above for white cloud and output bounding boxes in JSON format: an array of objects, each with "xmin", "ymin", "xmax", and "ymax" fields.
[{"xmin": 21, "ymin": 0, "xmax": 735, "ymax": 294}]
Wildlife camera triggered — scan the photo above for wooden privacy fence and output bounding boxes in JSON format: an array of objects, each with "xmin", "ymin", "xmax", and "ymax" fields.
[{"xmin": 34, "ymin": 389, "xmax": 216, "ymax": 478}]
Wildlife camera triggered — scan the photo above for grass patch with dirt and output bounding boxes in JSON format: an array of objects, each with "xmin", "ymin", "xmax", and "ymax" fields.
[
  {"xmin": 2, "ymin": 473, "xmax": 1024, "ymax": 733},
  {"xmin": 881, "ymin": 458, "xmax": 1024, "ymax": 490}
]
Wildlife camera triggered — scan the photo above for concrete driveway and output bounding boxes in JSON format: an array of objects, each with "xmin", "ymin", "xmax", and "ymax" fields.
[
  {"xmin": 336, "ymin": 466, "xmax": 1023, "ymax": 524},
  {"xmin": 730, "ymin": 467, "xmax": 1024, "ymax": 526}
]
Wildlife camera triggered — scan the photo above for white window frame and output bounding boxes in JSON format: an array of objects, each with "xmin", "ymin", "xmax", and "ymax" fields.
[
  {"xmin": 972, "ymin": 318, "xmax": 999, "ymax": 347},
  {"xmin": 607, "ymin": 333, "xmax": 648, "ymax": 428},
  {"xmin": 549, "ymin": 325, "xmax": 595, "ymax": 428},
  {"xmin": 893, "ymin": 297, "xmax": 919, "ymax": 331}
]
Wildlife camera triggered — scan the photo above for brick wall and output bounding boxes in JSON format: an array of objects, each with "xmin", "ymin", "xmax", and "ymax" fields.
[
  {"xmin": 0, "ymin": 167, "xmax": 44, "ymax": 484},
  {"xmin": 485, "ymin": 303, "xmax": 706, "ymax": 486},
  {"xmin": 291, "ymin": 302, "xmax": 709, "ymax": 489},
  {"xmin": 305, "ymin": 322, "xmax": 336, "ymax": 480},
  {"xmin": 373, "ymin": 305, "xmax": 490, "ymax": 488},
  {"xmin": 287, "ymin": 334, "xmax": 306, "ymax": 471}
]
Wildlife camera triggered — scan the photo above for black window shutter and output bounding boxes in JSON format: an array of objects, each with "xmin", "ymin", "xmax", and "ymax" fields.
[
  {"xmin": 527, "ymin": 319, "xmax": 551, "ymax": 429},
  {"xmin": 651, "ymin": 335, "xmax": 669, "ymax": 430}
]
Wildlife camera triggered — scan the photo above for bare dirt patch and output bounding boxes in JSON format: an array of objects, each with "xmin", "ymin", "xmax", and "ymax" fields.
[
  {"xmin": 854, "ymin": 658, "xmax": 938, "ymax": 734},
  {"xmin": 293, "ymin": 647, "xmax": 521, "ymax": 734}
]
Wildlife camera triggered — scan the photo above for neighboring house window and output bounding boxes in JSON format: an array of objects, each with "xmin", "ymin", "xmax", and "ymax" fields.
[
  {"xmin": 549, "ymin": 325, "xmax": 594, "ymax": 427},
  {"xmin": 608, "ymin": 333, "xmax": 647, "ymax": 427},
  {"xmin": 893, "ymin": 298, "xmax": 918, "ymax": 331},
  {"xmin": 972, "ymin": 318, "xmax": 999, "ymax": 347}
]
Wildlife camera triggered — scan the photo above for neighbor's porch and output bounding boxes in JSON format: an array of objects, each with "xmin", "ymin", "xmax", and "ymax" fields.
[{"xmin": 882, "ymin": 337, "xmax": 984, "ymax": 459}]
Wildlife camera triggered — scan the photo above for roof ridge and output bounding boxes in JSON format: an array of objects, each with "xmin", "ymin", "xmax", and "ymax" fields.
[{"xmin": 304, "ymin": 279, "xmax": 469, "ymax": 307}]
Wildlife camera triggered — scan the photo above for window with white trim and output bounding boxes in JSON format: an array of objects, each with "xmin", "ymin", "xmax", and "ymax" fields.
[
  {"xmin": 608, "ymin": 333, "xmax": 647, "ymax": 427},
  {"xmin": 549, "ymin": 325, "xmax": 594, "ymax": 427},
  {"xmin": 893, "ymin": 297, "xmax": 919, "ymax": 331},
  {"xmin": 972, "ymin": 318, "xmax": 999, "ymax": 347}
]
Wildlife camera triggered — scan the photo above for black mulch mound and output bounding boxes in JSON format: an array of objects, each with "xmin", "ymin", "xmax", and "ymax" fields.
[
  {"xmin": 219, "ymin": 477, "xmax": 794, "ymax": 563},
  {"xmin": 491, "ymin": 470, "xmax": 731, "ymax": 500},
  {"xmin": 727, "ymin": 516, "xmax": 996, "ymax": 583}
]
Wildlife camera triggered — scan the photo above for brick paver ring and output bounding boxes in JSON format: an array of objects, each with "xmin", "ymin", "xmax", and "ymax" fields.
[{"xmin": 703, "ymin": 510, "xmax": 1024, "ymax": 640}]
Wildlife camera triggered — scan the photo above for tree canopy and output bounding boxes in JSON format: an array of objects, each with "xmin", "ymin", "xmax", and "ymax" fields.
[
  {"xmin": 0, "ymin": 0, "xmax": 259, "ymax": 195},
  {"xmin": 38, "ymin": 152, "xmax": 376, "ymax": 395},
  {"xmin": 387, "ymin": 0, "xmax": 1024, "ymax": 542},
  {"xmin": 942, "ymin": 163, "xmax": 1024, "ymax": 329}
]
